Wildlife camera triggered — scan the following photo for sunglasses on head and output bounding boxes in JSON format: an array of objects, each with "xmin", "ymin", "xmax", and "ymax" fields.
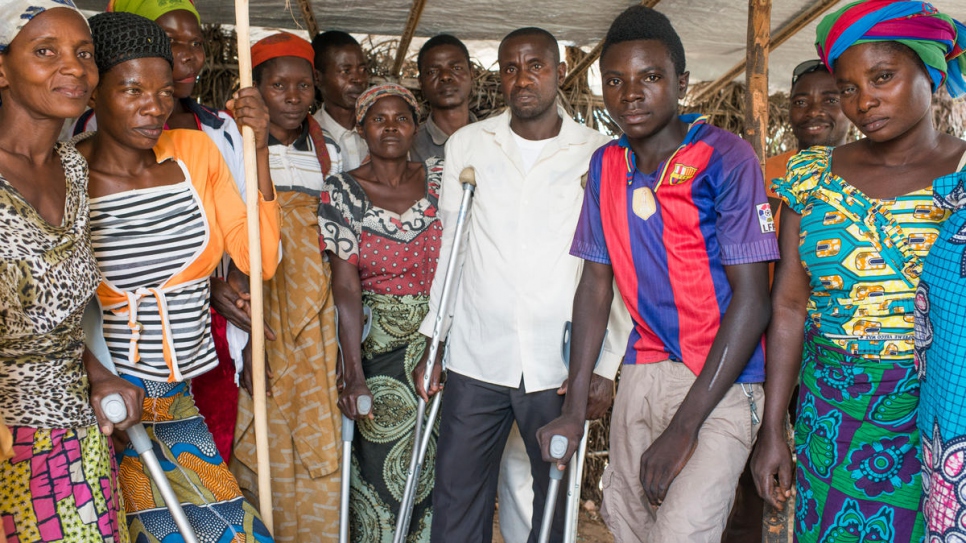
[{"xmin": 791, "ymin": 60, "xmax": 828, "ymax": 86}]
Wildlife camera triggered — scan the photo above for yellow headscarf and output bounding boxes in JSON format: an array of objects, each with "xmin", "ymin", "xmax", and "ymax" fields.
[{"xmin": 108, "ymin": 0, "xmax": 200, "ymax": 24}]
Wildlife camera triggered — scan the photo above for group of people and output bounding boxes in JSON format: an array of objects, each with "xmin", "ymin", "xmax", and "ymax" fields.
[{"xmin": 3, "ymin": 0, "xmax": 966, "ymax": 543}]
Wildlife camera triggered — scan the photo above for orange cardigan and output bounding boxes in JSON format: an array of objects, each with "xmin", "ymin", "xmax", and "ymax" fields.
[{"xmin": 95, "ymin": 130, "xmax": 281, "ymax": 381}]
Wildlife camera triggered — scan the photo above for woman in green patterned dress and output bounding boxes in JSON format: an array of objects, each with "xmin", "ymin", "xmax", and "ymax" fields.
[
  {"xmin": 319, "ymin": 84, "xmax": 443, "ymax": 543},
  {"xmin": 752, "ymin": 2, "xmax": 966, "ymax": 542}
]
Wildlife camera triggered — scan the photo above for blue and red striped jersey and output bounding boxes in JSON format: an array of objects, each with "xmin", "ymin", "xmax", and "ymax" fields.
[{"xmin": 571, "ymin": 114, "xmax": 779, "ymax": 383}]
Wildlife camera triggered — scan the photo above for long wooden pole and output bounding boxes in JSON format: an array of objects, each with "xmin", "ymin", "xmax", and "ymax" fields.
[
  {"xmin": 561, "ymin": 0, "xmax": 662, "ymax": 89},
  {"xmin": 233, "ymin": 0, "xmax": 274, "ymax": 534},
  {"xmin": 391, "ymin": 0, "xmax": 429, "ymax": 78},
  {"xmin": 744, "ymin": 0, "xmax": 770, "ymax": 168},
  {"xmin": 690, "ymin": 0, "xmax": 839, "ymax": 103}
]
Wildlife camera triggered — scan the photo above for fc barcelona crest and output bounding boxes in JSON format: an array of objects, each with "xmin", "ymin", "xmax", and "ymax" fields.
[{"xmin": 669, "ymin": 164, "xmax": 697, "ymax": 185}]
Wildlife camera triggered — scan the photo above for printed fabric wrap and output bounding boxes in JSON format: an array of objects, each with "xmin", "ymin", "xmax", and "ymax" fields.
[
  {"xmin": 816, "ymin": 0, "xmax": 966, "ymax": 97},
  {"xmin": 914, "ymin": 168, "xmax": 966, "ymax": 541}
]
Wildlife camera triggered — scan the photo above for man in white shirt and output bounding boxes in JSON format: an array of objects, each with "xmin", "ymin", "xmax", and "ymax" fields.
[
  {"xmin": 414, "ymin": 27, "xmax": 627, "ymax": 543},
  {"xmin": 311, "ymin": 30, "xmax": 369, "ymax": 171}
]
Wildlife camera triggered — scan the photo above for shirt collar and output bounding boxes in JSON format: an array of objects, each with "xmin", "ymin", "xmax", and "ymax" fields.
[
  {"xmin": 617, "ymin": 113, "xmax": 708, "ymax": 171},
  {"xmin": 489, "ymin": 104, "xmax": 586, "ymax": 150},
  {"xmin": 268, "ymin": 120, "xmax": 311, "ymax": 151},
  {"xmin": 318, "ymin": 107, "xmax": 353, "ymax": 139},
  {"xmin": 425, "ymin": 111, "xmax": 479, "ymax": 146},
  {"xmin": 181, "ymin": 98, "xmax": 226, "ymax": 130}
]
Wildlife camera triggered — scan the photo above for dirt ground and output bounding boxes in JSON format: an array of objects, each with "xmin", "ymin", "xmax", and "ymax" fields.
[{"xmin": 492, "ymin": 505, "xmax": 614, "ymax": 543}]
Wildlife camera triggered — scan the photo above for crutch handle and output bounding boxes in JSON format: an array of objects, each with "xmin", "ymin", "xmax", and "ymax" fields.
[
  {"xmin": 100, "ymin": 393, "xmax": 127, "ymax": 425},
  {"xmin": 550, "ymin": 435, "xmax": 569, "ymax": 460},
  {"xmin": 357, "ymin": 395, "xmax": 372, "ymax": 416}
]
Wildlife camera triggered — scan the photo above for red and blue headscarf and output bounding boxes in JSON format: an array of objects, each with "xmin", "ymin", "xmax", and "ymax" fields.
[{"xmin": 816, "ymin": 0, "xmax": 966, "ymax": 98}]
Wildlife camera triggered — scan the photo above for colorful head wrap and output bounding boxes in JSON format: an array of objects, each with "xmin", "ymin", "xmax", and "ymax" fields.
[
  {"xmin": 354, "ymin": 83, "xmax": 420, "ymax": 128},
  {"xmin": 0, "ymin": 0, "xmax": 85, "ymax": 54},
  {"xmin": 88, "ymin": 12, "xmax": 172, "ymax": 75},
  {"xmin": 107, "ymin": 0, "xmax": 200, "ymax": 25},
  {"xmin": 252, "ymin": 32, "xmax": 314, "ymax": 70},
  {"xmin": 816, "ymin": 0, "xmax": 966, "ymax": 97}
]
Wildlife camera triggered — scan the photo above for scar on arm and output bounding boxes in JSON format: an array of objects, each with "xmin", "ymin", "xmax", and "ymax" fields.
[{"xmin": 708, "ymin": 345, "xmax": 729, "ymax": 391}]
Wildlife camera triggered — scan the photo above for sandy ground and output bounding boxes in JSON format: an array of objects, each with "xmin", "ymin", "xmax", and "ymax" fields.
[{"xmin": 492, "ymin": 506, "xmax": 614, "ymax": 543}]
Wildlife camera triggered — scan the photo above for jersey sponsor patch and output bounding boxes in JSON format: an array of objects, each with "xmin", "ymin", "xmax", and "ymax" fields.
[{"xmin": 757, "ymin": 203, "xmax": 775, "ymax": 233}]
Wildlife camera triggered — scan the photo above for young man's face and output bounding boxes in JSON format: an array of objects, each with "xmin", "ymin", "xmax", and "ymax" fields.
[
  {"xmin": 419, "ymin": 44, "xmax": 472, "ymax": 111},
  {"xmin": 600, "ymin": 39, "xmax": 688, "ymax": 141},
  {"xmin": 316, "ymin": 44, "xmax": 368, "ymax": 112}
]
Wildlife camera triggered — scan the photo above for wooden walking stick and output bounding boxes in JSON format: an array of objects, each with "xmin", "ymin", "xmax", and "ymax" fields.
[{"xmin": 233, "ymin": 0, "xmax": 274, "ymax": 533}]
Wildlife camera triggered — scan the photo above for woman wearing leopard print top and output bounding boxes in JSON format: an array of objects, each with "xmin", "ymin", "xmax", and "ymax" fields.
[{"xmin": 0, "ymin": 2, "xmax": 143, "ymax": 541}]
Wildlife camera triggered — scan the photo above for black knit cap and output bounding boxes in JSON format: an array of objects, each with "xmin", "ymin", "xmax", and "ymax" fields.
[{"xmin": 88, "ymin": 11, "xmax": 173, "ymax": 74}]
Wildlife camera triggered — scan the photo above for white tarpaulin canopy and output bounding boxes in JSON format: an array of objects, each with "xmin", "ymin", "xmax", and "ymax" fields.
[{"xmin": 73, "ymin": 0, "xmax": 966, "ymax": 92}]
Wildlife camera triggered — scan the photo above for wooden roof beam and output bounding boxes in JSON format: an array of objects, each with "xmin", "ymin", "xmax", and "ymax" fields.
[
  {"xmin": 392, "ymin": 0, "xmax": 429, "ymax": 78},
  {"xmin": 562, "ymin": 0, "xmax": 662, "ymax": 89},
  {"xmin": 689, "ymin": 0, "xmax": 840, "ymax": 104},
  {"xmin": 296, "ymin": 0, "xmax": 319, "ymax": 39}
]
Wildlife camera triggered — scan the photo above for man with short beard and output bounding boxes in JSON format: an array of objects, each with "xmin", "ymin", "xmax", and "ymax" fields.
[
  {"xmin": 411, "ymin": 34, "xmax": 475, "ymax": 164},
  {"xmin": 413, "ymin": 27, "xmax": 628, "ymax": 543}
]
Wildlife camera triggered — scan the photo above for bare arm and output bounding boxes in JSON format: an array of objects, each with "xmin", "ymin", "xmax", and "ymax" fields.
[
  {"xmin": 226, "ymin": 87, "xmax": 275, "ymax": 202},
  {"xmin": 752, "ymin": 204, "xmax": 811, "ymax": 510},
  {"xmin": 329, "ymin": 253, "xmax": 372, "ymax": 420},
  {"xmin": 639, "ymin": 259, "xmax": 771, "ymax": 506},
  {"xmin": 536, "ymin": 261, "xmax": 614, "ymax": 467},
  {"xmin": 84, "ymin": 349, "xmax": 144, "ymax": 435}
]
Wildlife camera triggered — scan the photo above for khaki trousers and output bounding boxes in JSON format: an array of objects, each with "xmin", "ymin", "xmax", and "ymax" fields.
[{"xmin": 601, "ymin": 361, "xmax": 763, "ymax": 543}]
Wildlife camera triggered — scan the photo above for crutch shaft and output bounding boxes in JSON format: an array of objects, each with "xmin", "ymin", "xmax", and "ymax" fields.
[
  {"xmin": 393, "ymin": 173, "xmax": 476, "ymax": 543},
  {"xmin": 339, "ymin": 396, "xmax": 371, "ymax": 543},
  {"xmin": 101, "ymin": 394, "xmax": 199, "ymax": 543},
  {"xmin": 563, "ymin": 422, "xmax": 590, "ymax": 543}
]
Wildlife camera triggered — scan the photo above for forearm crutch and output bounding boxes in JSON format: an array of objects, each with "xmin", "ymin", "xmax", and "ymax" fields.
[
  {"xmin": 559, "ymin": 321, "xmax": 608, "ymax": 543},
  {"xmin": 85, "ymin": 303, "xmax": 200, "ymax": 543},
  {"xmin": 336, "ymin": 306, "xmax": 373, "ymax": 543},
  {"xmin": 392, "ymin": 167, "xmax": 477, "ymax": 543},
  {"xmin": 537, "ymin": 435, "xmax": 569, "ymax": 543}
]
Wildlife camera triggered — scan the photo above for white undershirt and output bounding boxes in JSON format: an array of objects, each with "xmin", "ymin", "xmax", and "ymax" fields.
[{"xmin": 512, "ymin": 131, "xmax": 557, "ymax": 173}]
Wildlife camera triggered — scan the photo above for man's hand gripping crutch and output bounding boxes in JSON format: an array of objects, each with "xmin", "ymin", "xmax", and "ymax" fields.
[
  {"xmin": 536, "ymin": 260, "xmax": 617, "ymax": 542},
  {"xmin": 394, "ymin": 166, "xmax": 477, "ymax": 543}
]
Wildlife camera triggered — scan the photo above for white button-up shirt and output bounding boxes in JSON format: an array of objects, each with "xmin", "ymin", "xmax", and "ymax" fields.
[
  {"xmin": 419, "ymin": 107, "xmax": 630, "ymax": 392},
  {"xmin": 312, "ymin": 107, "xmax": 368, "ymax": 172}
]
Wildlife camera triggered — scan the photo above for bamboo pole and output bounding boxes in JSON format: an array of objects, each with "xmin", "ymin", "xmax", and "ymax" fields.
[
  {"xmin": 296, "ymin": 0, "xmax": 319, "ymax": 39},
  {"xmin": 233, "ymin": 0, "xmax": 274, "ymax": 534},
  {"xmin": 391, "ymin": 0, "xmax": 429, "ymax": 78},
  {"xmin": 561, "ymin": 0, "xmax": 662, "ymax": 89},
  {"xmin": 690, "ymin": 0, "xmax": 840, "ymax": 104}
]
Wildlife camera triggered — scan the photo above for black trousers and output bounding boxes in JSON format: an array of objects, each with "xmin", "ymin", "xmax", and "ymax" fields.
[{"xmin": 431, "ymin": 371, "xmax": 567, "ymax": 543}]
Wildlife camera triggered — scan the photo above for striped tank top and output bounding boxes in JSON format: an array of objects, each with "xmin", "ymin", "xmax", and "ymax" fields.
[{"xmin": 90, "ymin": 179, "xmax": 219, "ymax": 382}]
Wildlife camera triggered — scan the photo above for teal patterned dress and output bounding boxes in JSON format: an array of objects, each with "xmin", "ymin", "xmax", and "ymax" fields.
[
  {"xmin": 318, "ymin": 158, "xmax": 443, "ymax": 543},
  {"xmin": 773, "ymin": 147, "xmax": 948, "ymax": 543}
]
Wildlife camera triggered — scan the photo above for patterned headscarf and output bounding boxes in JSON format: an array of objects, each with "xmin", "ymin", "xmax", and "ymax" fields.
[
  {"xmin": 108, "ymin": 0, "xmax": 200, "ymax": 24},
  {"xmin": 355, "ymin": 83, "xmax": 421, "ymax": 128},
  {"xmin": 251, "ymin": 32, "xmax": 314, "ymax": 69},
  {"xmin": 0, "ymin": 0, "xmax": 85, "ymax": 54},
  {"xmin": 816, "ymin": 0, "xmax": 966, "ymax": 97}
]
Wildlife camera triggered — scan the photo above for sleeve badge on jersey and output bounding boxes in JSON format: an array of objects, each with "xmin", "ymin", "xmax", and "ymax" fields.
[{"xmin": 757, "ymin": 203, "xmax": 775, "ymax": 233}]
